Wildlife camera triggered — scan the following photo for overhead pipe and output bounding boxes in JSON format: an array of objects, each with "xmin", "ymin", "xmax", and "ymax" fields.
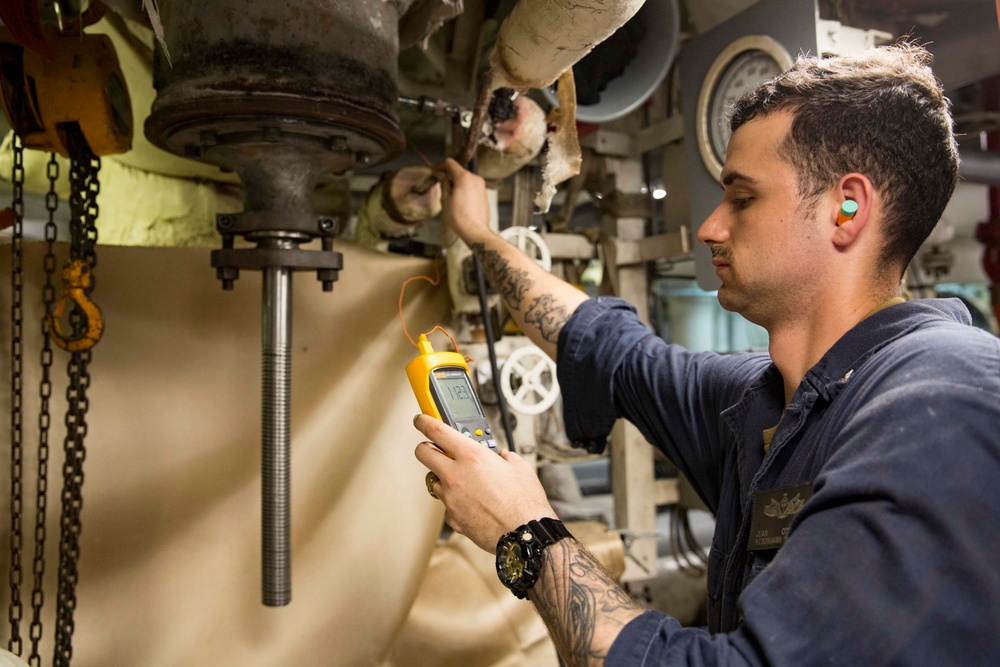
[
  {"xmin": 461, "ymin": 0, "xmax": 646, "ymax": 147},
  {"xmin": 490, "ymin": 0, "xmax": 646, "ymax": 91},
  {"xmin": 459, "ymin": 0, "xmax": 646, "ymax": 175},
  {"xmin": 960, "ymin": 148, "xmax": 1000, "ymax": 186}
]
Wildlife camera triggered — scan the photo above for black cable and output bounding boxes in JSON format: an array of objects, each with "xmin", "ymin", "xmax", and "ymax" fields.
[
  {"xmin": 462, "ymin": 154, "xmax": 517, "ymax": 455},
  {"xmin": 681, "ymin": 508, "xmax": 710, "ymax": 566},
  {"xmin": 672, "ymin": 505, "xmax": 704, "ymax": 575},
  {"xmin": 671, "ymin": 505, "xmax": 697, "ymax": 574},
  {"xmin": 465, "ymin": 149, "xmax": 517, "ymax": 454},
  {"xmin": 473, "ymin": 255, "xmax": 517, "ymax": 454}
]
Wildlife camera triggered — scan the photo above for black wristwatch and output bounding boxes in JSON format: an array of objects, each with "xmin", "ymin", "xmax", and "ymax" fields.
[{"xmin": 495, "ymin": 518, "xmax": 572, "ymax": 599}]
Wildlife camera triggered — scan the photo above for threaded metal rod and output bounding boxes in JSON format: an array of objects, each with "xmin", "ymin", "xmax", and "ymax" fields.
[{"xmin": 262, "ymin": 264, "xmax": 292, "ymax": 606}]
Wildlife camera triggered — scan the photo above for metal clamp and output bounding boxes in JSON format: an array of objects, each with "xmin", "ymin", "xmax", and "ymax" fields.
[{"xmin": 213, "ymin": 213, "xmax": 344, "ymax": 292}]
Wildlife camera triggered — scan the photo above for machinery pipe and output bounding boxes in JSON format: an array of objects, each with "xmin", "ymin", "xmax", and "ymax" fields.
[
  {"xmin": 959, "ymin": 148, "xmax": 1000, "ymax": 186},
  {"xmin": 491, "ymin": 0, "xmax": 646, "ymax": 90},
  {"xmin": 261, "ymin": 253, "xmax": 293, "ymax": 607},
  {"xmin": 145, "ymin": 0, "xmax": 406, "ymax": 609}
]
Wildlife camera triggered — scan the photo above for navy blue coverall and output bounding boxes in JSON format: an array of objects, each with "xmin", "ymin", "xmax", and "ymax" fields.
[{"xmin": 557, "ymin": 297, "xmax": 1000, "ymax": 666}]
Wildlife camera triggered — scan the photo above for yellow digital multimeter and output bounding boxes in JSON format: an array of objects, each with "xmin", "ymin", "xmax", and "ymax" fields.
[{"xmin": 406, "ymin": 334, "xmax": 497, "ymax": 452}]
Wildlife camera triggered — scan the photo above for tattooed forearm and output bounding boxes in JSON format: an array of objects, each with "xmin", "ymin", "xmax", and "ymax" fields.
[
  {"xmin": 530, "ymin": 540, "xmax": 644, "ymax": 667},
  {"xmin": 470, "ymin": 243, "xmax": 534, "ymax": 310},
  {"xmin": 524, "ymin": 294, "xmax": 570, "ymax": 344}
]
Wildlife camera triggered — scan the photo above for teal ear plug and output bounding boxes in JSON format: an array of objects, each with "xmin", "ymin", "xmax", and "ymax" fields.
[{"xmin": 837, "ymin": 200, "xmax": 859, "ymax": 226}]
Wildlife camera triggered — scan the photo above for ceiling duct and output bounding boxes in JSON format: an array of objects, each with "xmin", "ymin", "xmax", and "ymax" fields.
[{"xmin": 540, "ymin": 0, "xmax": 681, "ymax": 123}]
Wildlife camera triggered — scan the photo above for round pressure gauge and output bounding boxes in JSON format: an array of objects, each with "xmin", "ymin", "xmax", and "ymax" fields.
[{"xmin": 696, "ymin": 35, "xmax": 793, "ymax": 181}]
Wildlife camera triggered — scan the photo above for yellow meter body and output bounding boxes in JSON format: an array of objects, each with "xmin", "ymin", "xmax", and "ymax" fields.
[{"xmin": 406, "ymin": 335, "xmax": 497, "ymax": 452}]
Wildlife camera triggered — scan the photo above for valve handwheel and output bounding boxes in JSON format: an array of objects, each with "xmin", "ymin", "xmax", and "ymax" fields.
[
  {"xmin": 499, "ymin": 226, "xmax": 552, "ymax": 272},
  {"xmin": 500, "ymin": 346, "xmax": 560, "ymax": 415}
]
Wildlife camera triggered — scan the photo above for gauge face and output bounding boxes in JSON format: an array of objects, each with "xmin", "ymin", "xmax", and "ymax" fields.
[
  {"xmin": 695, "ymin": 36, "xmax": 793, "ymax": 182},
  {"xmin": 707, "ymin": 50, "xmax": 784, "ymax": 164}
]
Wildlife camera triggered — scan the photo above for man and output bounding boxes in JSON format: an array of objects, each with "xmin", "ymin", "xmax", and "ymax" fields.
[{"xmin": 414, "ymin": 43, "xmax": 1000, "ymax": 665}]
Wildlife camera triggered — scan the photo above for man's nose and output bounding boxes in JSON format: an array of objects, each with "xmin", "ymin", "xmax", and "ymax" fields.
[{"xmin": 697, "ymin": 202, "xmax": 730, "ymax": 247}]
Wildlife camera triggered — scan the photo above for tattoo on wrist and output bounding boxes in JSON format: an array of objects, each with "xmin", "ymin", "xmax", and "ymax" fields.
[
  {"xmin": 531, "ymin": 540, "xmax": 644, "ymax": 667},
  {"xmin": 524, "ymin": 294, "xmax": 569, "ymax": 344},
  {"xmin": 470, "ymin": 243, "xmax": 533, "ymax": 309}
]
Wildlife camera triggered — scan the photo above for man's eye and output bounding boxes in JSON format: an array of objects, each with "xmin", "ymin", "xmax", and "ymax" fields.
[{"xmin": 732, "ymin": 197, "xmax": 752, "ymax": 210}]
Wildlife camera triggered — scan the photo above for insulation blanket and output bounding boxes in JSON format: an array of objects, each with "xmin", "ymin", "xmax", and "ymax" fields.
[
  {"xmin": 491, "ymin": 0, "xmax": 646, "ymax": 90},
  {"xmin": 0, "ymin": 242, "xmax": 461, "ymax": 665}
]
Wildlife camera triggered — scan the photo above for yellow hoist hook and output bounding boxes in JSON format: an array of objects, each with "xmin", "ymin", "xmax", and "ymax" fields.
[{"xmin": 49, "ymin": 259, "xmax": 103, "ymax": 352}]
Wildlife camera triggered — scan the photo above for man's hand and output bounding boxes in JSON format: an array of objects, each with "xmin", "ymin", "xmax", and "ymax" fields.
[
  {"xmin": 414, "ymin": 414, "xmax": 646, "ymax": 666},
  {"xmin": 434, "ymin": 158, "xmax": 587, "ymax": 359},
  {"xmin": 413, "ymin": 413, "xmax": 556, "ymax": 552},
  {"xmin": 435, "ymin": 158, "xmax": 492, "ymax": 247}
]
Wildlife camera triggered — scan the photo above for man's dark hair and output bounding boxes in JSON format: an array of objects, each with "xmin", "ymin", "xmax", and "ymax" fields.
[{"xmin": 729, "ymin": 42, "xmax": 959, "ymax": 277}]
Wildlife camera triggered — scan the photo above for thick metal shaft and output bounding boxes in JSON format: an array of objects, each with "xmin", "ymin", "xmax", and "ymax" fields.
[{"xmin": 262, "ymin": 263, "xmax": 292, "ymax": 606}]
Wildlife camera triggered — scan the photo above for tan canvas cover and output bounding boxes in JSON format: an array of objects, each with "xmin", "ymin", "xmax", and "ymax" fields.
[{"xmin": 0, "ymin": 242, "xmax": 455, "ymax": 665}]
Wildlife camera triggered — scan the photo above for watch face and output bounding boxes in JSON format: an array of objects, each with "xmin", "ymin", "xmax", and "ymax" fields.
[{"xmin": 498, "ymin": 540, "xmax": 525, "ymax": 581}]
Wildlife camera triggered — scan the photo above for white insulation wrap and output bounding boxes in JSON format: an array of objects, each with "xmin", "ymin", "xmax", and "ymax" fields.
[
  {"xmin": 491, "ymin": 0, "xmax": 647, "ymax": 90},
  {"xmin": 477, "ymin": 95, "xmax": 548, "ymax": 181}
]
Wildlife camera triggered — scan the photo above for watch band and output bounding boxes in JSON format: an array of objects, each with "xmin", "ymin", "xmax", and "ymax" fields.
[{"xmin": 527, "ymin": 517, "xmax": 572, "ymax": 546}]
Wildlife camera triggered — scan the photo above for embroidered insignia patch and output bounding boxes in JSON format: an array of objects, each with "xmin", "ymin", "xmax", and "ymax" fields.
[{"xmin": 748, "ymin": 484, "xmax": 813, "ymax": 551}]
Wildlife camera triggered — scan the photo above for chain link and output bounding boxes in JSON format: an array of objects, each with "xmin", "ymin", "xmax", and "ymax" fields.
[
  {"xmin": 65, "ymin": 130, "xmax": 100, "ymax": 275},
  {"xmin": 8, "ymin": 129, "xmax": 26, "ymax": 658},
  {"xmin": 54, "ymin": 127, "xmax": 98, "ymax": 667},
  {"xmin": 53, "ymin": 348, "xmax": 89, "ymax": 667},
  {"xmin": 26, "ymin": 155, "xmax": 60, "ymax": 667}
]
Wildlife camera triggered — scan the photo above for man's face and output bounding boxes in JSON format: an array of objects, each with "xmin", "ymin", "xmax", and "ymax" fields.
[{"xmin": 696, "ymin": 111, "xmax": 827, "ymax": 327}]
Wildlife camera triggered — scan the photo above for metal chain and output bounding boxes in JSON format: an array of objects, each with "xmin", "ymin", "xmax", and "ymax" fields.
[
  {"xmin": 53, "ymin": 346, "xmax": 89, "ymax": 667},
  {"xmin": 66, "ymin": 130, "xmax": 100, "ymax": 275},
  {"xmin": 27, "ymin": 155, "xmax": 60, "ymax": 667},
  {"xmin": 81, "ymin": 155, "xmax": 99, "ymax": 289},
  {"xmin": 53, "ymin": 128, "xmax": 99, "ymax": 667},
  {"xmin": 8, "ymin": 132, "xmax": 26, "ymax": 657}
]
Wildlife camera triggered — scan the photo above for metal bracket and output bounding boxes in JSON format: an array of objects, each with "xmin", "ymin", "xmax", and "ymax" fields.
[
  {"xmin": 213, "ymin": 213, "xmax": 343, "ymax": 291},
  {"xmin": 216, "ymin": 212, "xmax": 339, "ymax": 237}
]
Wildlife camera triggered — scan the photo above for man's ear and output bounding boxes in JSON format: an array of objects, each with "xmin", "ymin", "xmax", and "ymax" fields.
[{"xmin": 831, "ymin": 173, "xmax": 874, "ymax": 249}]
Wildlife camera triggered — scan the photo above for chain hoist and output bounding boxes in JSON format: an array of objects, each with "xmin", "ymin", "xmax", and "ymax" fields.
[
  {"xmin": 4, "ymin": 138, "xmax": 99, "ymax": 667},
  {"xmin": 49, "ymin": 130, "xmax": 102, "ymax": 354},
  {"xmin": 3, "ymin": 5, "xmax": 126, "ymax": 664},
  {"xmin": 8, "ymin": 124, "xmax": 27, "ymax": 661},
  {"xmin": 52, "ymin": 126, "xmax": 100, "ymax": 667}
]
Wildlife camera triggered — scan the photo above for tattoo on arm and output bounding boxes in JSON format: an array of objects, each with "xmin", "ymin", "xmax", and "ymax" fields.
[
  {"xmin": 530, "ymin": 541, "xmax": 644, "ymax": 667},
  {"xmin": 471, "ymin": 242, "xmax": 570, "ymax": 344},
  {"xmin": 470, "ymin": 243, "xmax": 533, "ymax": 310},
  {"xmin": 524, "ymin": 294, "xmax": 570, "ymax": 344}
]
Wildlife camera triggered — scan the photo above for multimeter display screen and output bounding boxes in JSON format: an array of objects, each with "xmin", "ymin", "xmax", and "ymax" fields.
[{"xmin": 436, "ymin": 377, "xmax": 481, "ymax": 419}]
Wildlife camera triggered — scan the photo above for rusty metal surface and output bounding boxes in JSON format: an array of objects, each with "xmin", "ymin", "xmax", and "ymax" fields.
[
  {"xmin": 399, "ymin": 0, "xmax": 464, "ymax": 50},
  {"xmin": 145, "ymin": 101, "xmax": 402, "ymax": 175},
  {"xmin": 145, "ymin": 0, "xmax": 407, "ymax": 168}
]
